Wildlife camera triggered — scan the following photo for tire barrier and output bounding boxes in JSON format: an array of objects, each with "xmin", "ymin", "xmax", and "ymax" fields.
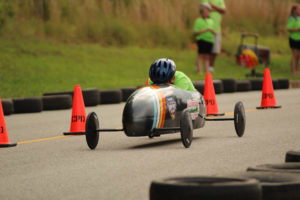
[
  {"xmin": 278, "ymin": 79, "xmax": 290, "ymax": 89},
  {"xmin": 221, "ymin": 78, "xmax": 237, "ymax": 93},
  {"xmin": 236, "ymin": 80, "xmax": 252, "ymax": 92},
  {"xmin": 13, "ymin": 97, "xmax": 43, "ymax": 113},
  {"xmin": 44, "ymin": 91, "xmax": 74, "ymax": 98},
  {"xmin": 42, "ymin": 95, "xmax": 72, "ymax": 110},
  {"xmin": 248, "ymin": 163, "xmax": 300, "ymax": 174},
  {"xmin": 6, "ymin": 78, "xmax": 292, "ymax": 114},
  {"xmin": 150, "ymin": 176, "xmax": 261, "ymax": 200},
  {"xmin": 121, "ymin": 87, "xmax": 137, "ymax": 102},
  {"xmin": 213, "ymin": 80, "xmax": 224, "ymax": 94},
  {"xmin": 44, "ymin": 89, "xmax": 100, "ymax": 107},
  {"xmin": 272, "ymin": 80, "xmax": 279, "ymax": 90},
  {"xmin": 224, "ymin": 171, "xmax": 300, "ymax": 200},
  {"xmin": 100, "ymin": 89, "xmax": 123, "ymax": 104},
  {"xmin": 250, "ymin": 79, "xmax": 263, "ymax": 91},
  {"xmin": 192, "ymin": 81, "xmax": 205, "ymax": 95},
  {"xmin": 82, "ymin": 88, "xmax": 100, "ymax": 107},
  {"xmin": 286, "ymin": 150, "xmax": 300, "ymax": 162},
  {"xmin": 1, "ymin": 99, "xmax": 14, "ymax": 116}
]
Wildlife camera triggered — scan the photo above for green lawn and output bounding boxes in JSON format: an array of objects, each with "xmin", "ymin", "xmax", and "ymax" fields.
[{"xmin": 0, "ymin": 38, "xmax": 297, "ymax": 98}]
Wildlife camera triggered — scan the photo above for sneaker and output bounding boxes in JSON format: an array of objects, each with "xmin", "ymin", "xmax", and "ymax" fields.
[{"xmin": 209, "ymin": 67, "xmax": 214, "ymax": 72}]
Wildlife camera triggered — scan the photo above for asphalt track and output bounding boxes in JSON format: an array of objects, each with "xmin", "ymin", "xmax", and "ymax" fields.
[{"xmin": 1, "ymin": 89, "xmax": 300, "ymax": 200}]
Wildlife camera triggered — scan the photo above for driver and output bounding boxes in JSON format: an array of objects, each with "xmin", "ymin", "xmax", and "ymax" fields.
[{"xmin": 146, "ymin": 58, "xmax": 196, "ymax": 92}]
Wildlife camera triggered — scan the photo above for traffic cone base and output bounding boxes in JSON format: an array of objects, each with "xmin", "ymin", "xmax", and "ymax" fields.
[
  {"xmin": 257, "ymin": 105, "xmax": 282, "ymax": 109},
  {"xmin": 63, "ymin": 85, "xmax": 87, "ymax": 136},
  {"xmin": 63, "ymin": 131, "xmax": 85, "ymax": 135},
  {"xmin": 0, "ymin": 143, "xmax": 17, "ymax": 148},
  {"xmin": 207, "ymin": 113, "xmax": 225, "ymax": 117}
]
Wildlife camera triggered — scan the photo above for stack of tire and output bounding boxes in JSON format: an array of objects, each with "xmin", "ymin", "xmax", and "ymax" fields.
[
  {"xmin": 193, "ymin": 78, "xmax": 289, "ymax": 94},
  {"xmin": 150, "ymin": 150, "xmax": 300, "ymax": 200}
]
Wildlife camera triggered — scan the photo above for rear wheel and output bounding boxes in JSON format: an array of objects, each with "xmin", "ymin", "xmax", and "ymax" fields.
[
  {"xmin": 180, "ymin": 109, "xmax": 193, "ymax": 148},
  {"xmin": 234, "ymin": 101, "xmax": 246, "ymax": 137},
  {"xmin": 85, "ymin": 112, "xmax": 100, "ymax": 150}
]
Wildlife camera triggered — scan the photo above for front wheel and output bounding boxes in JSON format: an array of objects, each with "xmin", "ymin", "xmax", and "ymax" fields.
[
  {"xmin": 180, "ymin": 109, "xmax": 193, "ymax": 148},
  {"xmin": 85, "ymin": 112, "xmax": 100, "ymax": 150},
  {"xmin": 234, "ymin": 102, "xmax": 246, "ymax": 137}
]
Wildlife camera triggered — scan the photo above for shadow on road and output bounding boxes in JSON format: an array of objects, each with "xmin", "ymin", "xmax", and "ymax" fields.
[{"xmin": 129, "ymin": 137, "xmax": 202, "ymax": 149}]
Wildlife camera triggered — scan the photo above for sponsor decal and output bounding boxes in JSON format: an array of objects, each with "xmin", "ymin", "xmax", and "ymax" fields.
[
  {"xmin": 166, "ymin": 97, "xmax": 176, "ymax": 119},
  {"xmin": 187, "ymin": 100, "xmax": 200, "ymax": 120}
]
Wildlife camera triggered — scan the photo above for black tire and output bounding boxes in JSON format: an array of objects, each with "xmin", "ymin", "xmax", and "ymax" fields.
[
  {"xmin": 192, "ymin": 81, "xmax": 205, "ymax": 95},
  {"xmin": 248, "ymin": 163, "xmax": 300, "ymax": 174},
  {"xmin": 13, "ymin": 97, "xmax": 43, "ymax": 113},
  {"xmin": 82, "ymin": 88, "xmax": 100, "ymax": 107},
  {"xmin": 278, "ymin": 79, "xmax": 290, "ymax": 89},
  {"xmin": 272, "ymin": 80, "xmax": 279, "ymax": 90},
  {"xmin": 121, "ymin": 87, "xmax": 137, "ymax": 102},
  {"xmin": 234, "ymin": 101, "xmax": 246, "ymax": 137},
  {"xmin": 44, "ymin": 89, "xmax": 100, "ymax": 107},
  {"xmin": 221, "ymin": 78, "xmax": 237, "ymax": 93},
  {"xmin": 286, "ymin": 151, "xmax": 300, "ymax": 162},
  {"xmin": 250, "ymin": 79, "xmax": 263, "ymax": 91},
  {"xmin": 180, "ymin": 109, "xmax": 193, "ymax": 148},
  {"xmin": 224, "ymin": 171, "xmax": 300, "ymax": 200},
  {"xmin": 100, "ymin": 89, "xmax": 123, "ymax": 104},
  {"xmin": 236, "ymin": 80, "xmax": 252, "ymax": 92},
  {"xmin": 43, "ymin": 91, "xmax": 74, "ymax": 97},
  {"xmin": 42, "ymin": 95, "xmax": 72, "ymax": 110},
  {"xmin": 213, "ymin": 80, "xmax": 224, "ymax": 94},
  {"xmin": 85, "ymin": 112, "xmax": 100, "ymax": 150},
  {"xmin": 1, "ymin": 99, "xmax": 14, "ymax": 115},
  {"xmin": 150, "ymin": 176, "xmax": 261, "ymax": 200}
]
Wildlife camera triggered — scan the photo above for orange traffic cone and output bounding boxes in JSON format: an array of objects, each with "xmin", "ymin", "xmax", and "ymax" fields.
[
  {"xmin": 0, "ymin": 97, "xmax": 17, "ymax": 148},
  {"xmin": 204, "ymin": 73, "xmax": 224, "ymax": 116},
  {"xmin": 257, "ymin": 68, "xmax": 281, "ymax": 109},
  {"xmin": 63, "ymin": 85, "xmax": 87, "ymax": 135}
]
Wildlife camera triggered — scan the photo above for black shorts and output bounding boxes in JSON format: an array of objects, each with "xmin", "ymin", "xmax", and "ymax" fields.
[
  {"xmin": 289, "ymin": 38, "xmax": 300, "ymax": 50},
  {"xmin": 197, "ymin": 40, "xmax": 213, "ymax": 54}
]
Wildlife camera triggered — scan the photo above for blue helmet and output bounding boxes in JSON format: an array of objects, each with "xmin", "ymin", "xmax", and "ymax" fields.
[{"xmin": 149, "ymin": 58, "xmax": 176, "ymax": 84}]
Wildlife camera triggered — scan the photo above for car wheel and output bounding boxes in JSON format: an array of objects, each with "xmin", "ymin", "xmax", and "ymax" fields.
[
  {"xmin": 85, "ymin": 112, "xmax": 100, "ymax": 150},
  {"xmin": 234, "ymin": 101, "xmax": 246, "ymax": 137},
  {"xmin": 180, "ymin": 109, "xmax": 193, "ymax": 148}
]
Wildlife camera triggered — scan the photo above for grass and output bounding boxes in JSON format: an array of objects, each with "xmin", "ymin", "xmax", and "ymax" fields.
[
  {"xmin": 0, "ymin": 0, "xmax": 297, "ymax": 47},
  {"xmin": 0, "ymin": 37, "xmax": 298, "ymax": 99}
]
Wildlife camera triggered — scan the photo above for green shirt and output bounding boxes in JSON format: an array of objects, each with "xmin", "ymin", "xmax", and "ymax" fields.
[
  {"xmin": 201, "ymin": 0, "xmax": 226, "ymax": 33},
  {"xmin": 287, "ymin": 16, "xmax": 300, "ymax": 41},
  {"xmin": 194, "ymin": 17, "xmax": 215, "ymax": 43},
  {"xmin": 147, "ymin": 71, "xmax": 196, "ymax": 92}
]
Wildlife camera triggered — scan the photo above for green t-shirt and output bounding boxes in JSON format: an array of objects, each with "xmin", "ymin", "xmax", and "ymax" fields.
[
  {"xmin": 194, "ymin": 17, "xmax": 215, "ymax": 43},
  {"xmin": 201, "ymin": 0, "xmax": 226, "ymax": 33},
  {"xmin": 287, "ymin": 16, "xmax": 300, "ymax": 41},
  {"xmin": 147, "ymin": 71, "xmax": 196, "ymax": 92}
]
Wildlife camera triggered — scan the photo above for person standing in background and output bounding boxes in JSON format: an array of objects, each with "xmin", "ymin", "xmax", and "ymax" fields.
[
  {"xmin": 194, "ymin": 3, "xmax": 216, "ymax": 74},
  {"xmin": 287, "ymin": 4, "xmax": 300, "ymax": 76},
  {"xmin": 201, "ymin": 0, "xmax": 226, "ymax": 73}
]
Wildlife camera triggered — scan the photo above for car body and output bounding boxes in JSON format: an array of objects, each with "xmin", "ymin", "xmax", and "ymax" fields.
[{"xmin": 122, "ymin": 84, "xmax": 206, "ymax": 137}]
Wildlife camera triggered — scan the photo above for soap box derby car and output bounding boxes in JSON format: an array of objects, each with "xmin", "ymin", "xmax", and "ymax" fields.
[{"xmin": 66, "ymin": 84, "xmax": 246, "ymax": 149}]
